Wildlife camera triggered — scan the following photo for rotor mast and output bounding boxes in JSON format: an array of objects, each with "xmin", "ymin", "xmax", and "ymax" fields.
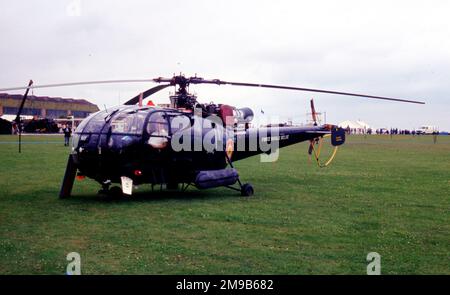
[{"xmin": 167, "ymin": 75, "xmax": 199, "ymax": 109}]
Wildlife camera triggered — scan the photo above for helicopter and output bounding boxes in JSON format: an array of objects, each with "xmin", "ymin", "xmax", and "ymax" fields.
[{"xmin": 1, "ymin": 75, "xmax": 424, "ymax": 198}]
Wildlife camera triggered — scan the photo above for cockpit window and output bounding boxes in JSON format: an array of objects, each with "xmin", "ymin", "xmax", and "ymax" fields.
[
  {"xmin": 82, "ymin": 110, "xmax": 111, "ymax": 133},
  {"xmin": 110, "ymin": 111, "xmax": 147, "ymax": 134},
  {"xmin": 75, "ymin": 112, "xmax": 98, "ymax": 133},
  {"xmin": 77, "ymin": 106, "xmax": 130, "ymax": 133},
  {"xmin": 147, "ymin": 112, "xmax": 169, "ymax": 136}
]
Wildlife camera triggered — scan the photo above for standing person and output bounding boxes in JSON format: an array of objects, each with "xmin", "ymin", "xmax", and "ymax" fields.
[{"xmin": 63, "ymin": 124, "xmax": 72, "ymax": 146}]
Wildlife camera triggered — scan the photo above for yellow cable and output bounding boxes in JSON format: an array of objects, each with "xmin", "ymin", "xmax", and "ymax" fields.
[{"xmin": 310, "ymin": 134, "xmax": 339, "ymax": 168}]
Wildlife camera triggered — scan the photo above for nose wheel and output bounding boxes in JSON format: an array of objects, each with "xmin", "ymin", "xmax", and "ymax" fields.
[
  {"xmin": 225, "ymin": 153, "xmax": 254, "ymax": 197},
  {"xmin": 240, "ymin": 183, "xmax": 254, "ymax": 197},
  {"xmin": 98, "ymin": 181, "xmax": 123, "ymax": 198}
]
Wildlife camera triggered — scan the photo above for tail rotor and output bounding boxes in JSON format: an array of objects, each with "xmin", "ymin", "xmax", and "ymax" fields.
[
  {"xmin": 307, "ymin": 99, "xmax": 345, "ymax": 167},
  {"xmin": 308, "ymin": 99, "xmax": 319, "ymax": 155}
]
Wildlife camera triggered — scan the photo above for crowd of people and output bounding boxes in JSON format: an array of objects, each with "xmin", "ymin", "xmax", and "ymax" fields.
[
  {"xmin": 344, "ymin": 127, "xmax": 424, "ymax": 135},
  {"xmin": 374, "ymin": 128, "xmax": 417, "ymax": 135}
]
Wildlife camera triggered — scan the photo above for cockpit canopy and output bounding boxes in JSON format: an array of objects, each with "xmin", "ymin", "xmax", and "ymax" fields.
[
  {"xmin": 73, "ymin": 105, "xmax": 231, "ymax": 152},
  {"xmin": 73, "ymin": 105, "xmax": 202, "ymax": 150},
  {"xmin": 75, "ymin": 106, "xmax": 189, "ymax": 136}
]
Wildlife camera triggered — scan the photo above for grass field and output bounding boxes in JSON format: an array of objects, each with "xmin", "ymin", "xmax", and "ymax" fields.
[{"xmin": 0, "ymin": 134, "xmax": 449, "ymax": 274}]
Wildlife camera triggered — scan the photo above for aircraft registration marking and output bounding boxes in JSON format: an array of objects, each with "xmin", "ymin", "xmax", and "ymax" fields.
[{"xmin": 261, "ymin": 134, "xmax": 289, "ymax": 142}]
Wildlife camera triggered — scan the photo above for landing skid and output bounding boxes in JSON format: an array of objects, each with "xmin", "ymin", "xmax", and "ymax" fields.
[{"xmin": 86, "ymin": 153, "xmax": 253, "ymax": 198}]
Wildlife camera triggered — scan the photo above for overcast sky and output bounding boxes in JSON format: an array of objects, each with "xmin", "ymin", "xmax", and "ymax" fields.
[{"xmin": 1, "ymin": 0, "xmax": 449, "ymax": 130}]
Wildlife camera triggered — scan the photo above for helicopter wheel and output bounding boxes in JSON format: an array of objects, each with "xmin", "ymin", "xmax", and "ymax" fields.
[
  {"xmin": 240, "ymin": 183, "xmax": 254, "ymax": 197},
  {"xmin": 98, "ymin": 188, "xmax": 108, "ymax": 196},
  {"xmin": 98, "ymin": 180, "xmax": 112, "ymax": 196},
  {"xmin": 107, "ymin": 186, "xmax": 123, "ymax": 198},
  {"xmin": 166, "ymin": 182, "xmax": 179, "ymax": 190}
]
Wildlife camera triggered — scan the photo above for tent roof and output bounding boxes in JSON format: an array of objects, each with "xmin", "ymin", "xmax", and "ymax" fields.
[
  {"xmin": 356, "ymin": 120, "xmax": 370, "ymax": 128},
  {"xmin": 339, "ymin": 120, "xmax": 367, "ymax": 129}
]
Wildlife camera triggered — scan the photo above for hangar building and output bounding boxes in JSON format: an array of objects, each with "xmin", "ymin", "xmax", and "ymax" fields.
[{"xmin": 0, "ymin": 93, "xmax": 99, "ymax": 119}]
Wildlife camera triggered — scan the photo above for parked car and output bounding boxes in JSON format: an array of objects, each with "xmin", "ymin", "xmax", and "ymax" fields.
[{"xmin": 415, "ymin": 125, "xmax": 438, "ymax": 135}]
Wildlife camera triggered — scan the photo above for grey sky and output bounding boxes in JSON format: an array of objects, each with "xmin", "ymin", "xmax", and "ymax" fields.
[{"xmin": 1, "ymin": 0, "xmax": 449, "ymax": 130}]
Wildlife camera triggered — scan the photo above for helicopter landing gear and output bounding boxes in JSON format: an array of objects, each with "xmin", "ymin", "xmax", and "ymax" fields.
[
  {"xmin": 223, "ymin": 178, "xmax": 254, "ymax": 197},
  {"xmin": 98, "ymin": 186, "xmax": 123, "ymax": 198},
  {"xmin": 98, "ymin": 180, "xmax": 123, "ymax": 198},
  {"xmin": 98, "ymin": 180, "xmax": 111, "ymax": 195},
  {"xmin": 225, "ymin": 153, "xmax": 254, "ymax": 197},
  {"xmin": 240, "ymin": 183, "xmax": 254, "ymax": 197},
  {"xmin": 109, "ymin": 186, "xmax": 124, "ymax": 198},
  {"xmin": 166, "ymin": 182, "xmax": 180, "ymax": 190}
]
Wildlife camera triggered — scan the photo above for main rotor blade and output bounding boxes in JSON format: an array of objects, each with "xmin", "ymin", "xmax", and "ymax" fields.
[
  {"xmin": 0, "ymin": 75, "xmax": 426, "ymax": 105},
  {"xmin": 124, "ymin": 84, "xmax": 171, "ymax": 105},
  {"xmin": 197, "ymin": 79, "xmax": 425, "ymax": 104},
  {"xmin": 0, "ymin": 79, "xmax": 158, "ymax": 92},
  {"xmin": 14, "ymin": 80, "xmax": 34, "ymax": 123}
]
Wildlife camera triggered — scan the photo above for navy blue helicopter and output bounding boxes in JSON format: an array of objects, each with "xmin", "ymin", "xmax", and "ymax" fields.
[{"xmin": 1, "ymin": 75, "xmax": 424, "ymax": 198}]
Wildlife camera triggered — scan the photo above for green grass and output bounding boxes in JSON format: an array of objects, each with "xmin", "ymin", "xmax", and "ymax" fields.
[{"xmin": 0, "ymin": 134, "xmax": 449, "ymax": 274}]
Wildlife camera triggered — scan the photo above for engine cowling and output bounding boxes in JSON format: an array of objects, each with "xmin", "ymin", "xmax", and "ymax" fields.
[{"xmin": 234, "ymin": 107, "xmax": 254, "ymax": 124}]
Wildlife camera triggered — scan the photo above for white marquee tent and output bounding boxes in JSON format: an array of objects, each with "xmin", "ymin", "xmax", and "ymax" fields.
[{"xmin": 338, "ymin": 120, "xmax": 371, "ymax": 134}]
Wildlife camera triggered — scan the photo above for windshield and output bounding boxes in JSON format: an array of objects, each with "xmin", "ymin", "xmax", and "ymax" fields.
[
  {"xmin": 76, "ymin": 106, "xmax": 130, "ymax": 133},
  {"xmin": 75, "ymin": 111, "xmax": 100, "ymax": 133},
  {"xmin": 147, "ymin": 111, "xmax": 169, "ymax": 136},
  {"xmin": 80, "ymin": 110, "xmax": 110, "ymax": 133},
  {"xmin": 110, "ymin": 110, "xmax": 147, "ymax": 134}
]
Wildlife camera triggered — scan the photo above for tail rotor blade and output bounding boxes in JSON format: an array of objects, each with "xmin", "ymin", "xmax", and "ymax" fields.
[
  {"xmin": 310, "ymin": 99, "xmax": 318, "ymax": 126},
  {"xmin": 308, "ymin": 141, "xmax": 314, "ymax": 155}
]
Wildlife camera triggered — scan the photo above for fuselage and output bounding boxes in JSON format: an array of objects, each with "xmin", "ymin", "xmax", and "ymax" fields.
[{"xmin": 72, "ymin": 105, "xmax": 330, "ymax": 186}]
